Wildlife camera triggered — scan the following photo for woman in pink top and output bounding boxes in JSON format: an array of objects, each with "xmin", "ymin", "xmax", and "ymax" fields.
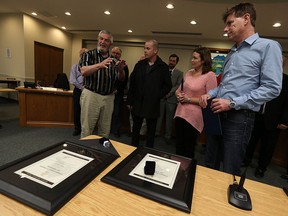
[{"xmin": 174, "ymin": 47, "xmax": 217, "ymax": 158}]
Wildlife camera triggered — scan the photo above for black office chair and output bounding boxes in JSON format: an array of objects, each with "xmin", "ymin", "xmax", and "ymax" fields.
[{"xmin": 54, "ymin": 73, "xmax": 70, "ymax": 90}]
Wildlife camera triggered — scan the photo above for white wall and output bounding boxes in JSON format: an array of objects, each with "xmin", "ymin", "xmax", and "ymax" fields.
[
  {"xmin": 0, "ymin": 13, "xmax": 73, "ymax": 84},
  {"xmin": 0, "ymin": 14, "xmax": 25, "ymax": 79},
  {"xmin": 23, "ymin": 14, "xmax": 73, "ymax": 81}
]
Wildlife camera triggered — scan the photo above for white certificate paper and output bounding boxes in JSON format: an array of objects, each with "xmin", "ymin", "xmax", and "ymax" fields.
[
  {"xmin": 15, "ymin": 149, "xmax": 94, "ymax": 188},
  {"xmin": 129, "ymin": 153, "xmax": 180, "ymax": 189}
]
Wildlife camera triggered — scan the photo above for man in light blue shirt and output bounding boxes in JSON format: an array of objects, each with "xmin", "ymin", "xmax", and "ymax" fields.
[
  {"xmin": 199, "ymin": 3, "xmax": 282, "ymax": 175},
  {"xmin": 69, "ymin": 64, "xmax": 84, "ymax": 136}
]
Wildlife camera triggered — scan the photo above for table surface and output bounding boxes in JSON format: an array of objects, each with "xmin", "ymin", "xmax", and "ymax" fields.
[
  {"xmin": 0, "ymin": 135, "xmax": 287, "ymax": 216},
  {"xmin": 0, "ymin": 78, "xmax": 20, "ymax": 83},
  {"xmin": 16, "ymin": 87, "xmax": 73, "ymax": 95}
]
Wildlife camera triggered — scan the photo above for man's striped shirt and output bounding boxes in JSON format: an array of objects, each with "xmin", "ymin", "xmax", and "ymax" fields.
[{"xmin": 79, "ymin": 49, "xmax": 118, "ymax": 95}]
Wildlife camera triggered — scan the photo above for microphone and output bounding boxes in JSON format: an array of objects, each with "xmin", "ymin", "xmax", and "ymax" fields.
[
  {"xmin": 99, "ymin": 137, "xmax": 111, "ymax": 148},
  {"xmin": 227, "ymin": 166, "xmax": 252, "ymax": 210}
]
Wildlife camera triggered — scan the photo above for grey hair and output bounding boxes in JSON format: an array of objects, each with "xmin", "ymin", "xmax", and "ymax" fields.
[{"xmin": 98, "ymin": 30, "xmax": 114, "ymax": 43}]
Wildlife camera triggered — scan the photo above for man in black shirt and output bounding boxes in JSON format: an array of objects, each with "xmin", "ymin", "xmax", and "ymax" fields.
[{"xmin": 127, "ymin": 40, "xmax": 172, "ymax": 148}]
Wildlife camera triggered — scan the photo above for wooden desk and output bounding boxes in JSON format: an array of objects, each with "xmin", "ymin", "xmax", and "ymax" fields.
[
  {"xmin": 0, "ymin": 78, "xmax": 20, "ymax": 99},
  {"xmin": 0, "ymin": 88, "xmax": 17, "ymax": 92},
  {"xmin": 0, "ymin": 78, "xmax": 20, "ymax": 88},
  {"xmin": 17, "ymin": 87, "xmax": 74, "ymax": 128},
  {"xmin": 0, "ymin": 135, "xmax": 287, "ymax": 216}
]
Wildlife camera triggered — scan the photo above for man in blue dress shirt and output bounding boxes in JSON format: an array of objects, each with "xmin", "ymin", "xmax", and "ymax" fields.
[
  {"xmin": 199, "ymin": 3, "xmax": 283, "ymax": 175},
  {"xmin": 69, "ymin": 48, "xmax": 87, "ymax": 136},
  {"xmin": 69, "ymin": 64, "xmax": 84, "ymax": 136}
]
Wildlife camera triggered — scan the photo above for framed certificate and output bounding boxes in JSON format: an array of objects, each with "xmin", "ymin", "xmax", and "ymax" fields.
[
  {"xmin": 0, "ymin": 139, "xmax": 119, "ymax": 215},
  {"xmin": 101, "ymin": 147, "xmax": 197, "ymax": 213}
]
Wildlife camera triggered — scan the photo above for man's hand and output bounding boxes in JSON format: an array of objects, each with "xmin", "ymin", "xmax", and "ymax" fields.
[
  {"xmin": 115, "ymin": 60, "xmax": 127, "ymax": 81},
  {"xmin": 115, "ymin": 60, "xmax": 127, "ymax": 71},
  {"xmin": 210, "ymin": 98, "xmax": 231, "ymax": 113},
  {"xmin": 176, "ymin": 91, "xmax": 186, "ymax": 103},
  {"xmin": 199, "ymin": 94, "xmax": 212, "ymax": 108},
  {"xmin": 277, "ymin": 124, "xmax": 288, "ymax": 130},
  {"xmin": 127, "ymin": 105, "xmax": 132, "ymax": 111},
  {"xmin": 81, "ymin": 58, "xmax": 114, "ymax": 76},
  {"xmin": 100, "ymin": 58, "xmax": 114, "ymax": 69}
]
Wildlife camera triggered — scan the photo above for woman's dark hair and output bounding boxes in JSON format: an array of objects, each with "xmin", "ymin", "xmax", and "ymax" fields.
[
  {"xmin": 193, "ymin": 47, "xmax": 212, "ymax": 74},
  {"xmin": 222, "ymin": 2, "xmax": 256, "ymax": 27}
]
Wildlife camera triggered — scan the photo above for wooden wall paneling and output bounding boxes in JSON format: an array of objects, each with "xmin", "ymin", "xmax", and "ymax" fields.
[{"xmin": 34, "ymin": 42, "xmax": 63, "ymax": 87}]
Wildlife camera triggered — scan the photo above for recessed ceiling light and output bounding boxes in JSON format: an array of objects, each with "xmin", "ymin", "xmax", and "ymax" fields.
[
  {"xmin": 166, "ymin": 4, "xmax": 174, "ymax": 9},
  {"xmin": 128, "ymin": 29, "xmax": 133, "ymax": 33},
  {"xmin": 31, "ymin": 12, "xmax": 37, "ymax": 16},
  {"xmin": 223, "ymin": 33, "xmax": 228, "ymax": 37},
  {"xmin": 61, "ymin": 26, "xmax": 66, "ymax": 30},
  {"xmin": 273, "ymin": 22, "xmax": 281, "ymax": 27},
  {"xmin": 190, "ymin": 20, "xmax": 197, "ymax": 25},
  {"xmin": 65, "ymin": 12, "xmax": 71, "ymax": 16},
  {"xmin": 104, "ymin": 11, "xmax": 111, "ymax": 15}
]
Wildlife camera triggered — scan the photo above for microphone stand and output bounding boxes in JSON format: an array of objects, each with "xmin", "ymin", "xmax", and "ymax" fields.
[{"xmin": 227, "ymin": 166, "xmax": 252, "ymax": 210}]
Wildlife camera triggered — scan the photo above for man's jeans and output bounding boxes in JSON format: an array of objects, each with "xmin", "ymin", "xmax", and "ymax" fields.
[{"xmin": 205, "ymin": 109, "xmax": 255, "ymax": 175}]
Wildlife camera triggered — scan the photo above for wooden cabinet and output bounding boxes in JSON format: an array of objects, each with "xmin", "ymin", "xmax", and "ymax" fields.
[{"xmin": 17, "ymin": 87, "xmax": 73, "ymax": 128}]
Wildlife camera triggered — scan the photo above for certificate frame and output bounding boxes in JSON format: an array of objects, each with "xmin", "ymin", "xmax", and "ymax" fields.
[
  {"xmin": 0, "ymin": 139, "xmax": 119, "ymax": 215},
  {"xmin": 101, "ymin": 147, "xmax": 197, "ymax": 213}
]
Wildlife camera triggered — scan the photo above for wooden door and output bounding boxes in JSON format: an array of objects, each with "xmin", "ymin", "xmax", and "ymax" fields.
[{"xmin": 34, "ymin": 42, "xmax": 63, "ymax": 87}]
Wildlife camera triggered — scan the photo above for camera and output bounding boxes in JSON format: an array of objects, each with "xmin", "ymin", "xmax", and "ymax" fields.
[{"xmin": 110, "ymin": 55, "xmax": 120, "ymax": 65}]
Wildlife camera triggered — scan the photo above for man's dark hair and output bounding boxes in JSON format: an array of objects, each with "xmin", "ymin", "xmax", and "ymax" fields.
[
  {"xmin": 169, "ymin": 54, "xmax": 179, "ymax": 63},
  {"xmin": 222, "ymin": 2, "xmax": 256, "ymax": 27}
]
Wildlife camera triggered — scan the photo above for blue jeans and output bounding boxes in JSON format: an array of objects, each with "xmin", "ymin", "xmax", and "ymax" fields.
[{"xmin": 205, "ymin": 109, "xmax": 255, "ymax": 175}]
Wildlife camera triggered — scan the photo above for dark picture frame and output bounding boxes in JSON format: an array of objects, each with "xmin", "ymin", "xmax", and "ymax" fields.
[
  {"xmin": 101, "ymin": 147, "xmax": 197, "ymax": 213},
  {"xmin": 0, "ymin": 139, "xmax": 119, "ymax": 215}
]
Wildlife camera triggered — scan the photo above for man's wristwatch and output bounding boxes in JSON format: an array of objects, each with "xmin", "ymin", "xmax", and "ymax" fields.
[{"xmin": 229, "ymin": 100, "xmax": 236, "ymax": 109}]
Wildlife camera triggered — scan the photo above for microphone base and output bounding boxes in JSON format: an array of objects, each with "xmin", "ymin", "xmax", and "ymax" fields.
[{"xmin": 228, "ymin": 184, "xmax": 252, "ymax": 210}]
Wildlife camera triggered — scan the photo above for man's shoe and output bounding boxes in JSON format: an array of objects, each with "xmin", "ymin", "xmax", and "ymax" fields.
[
  {"xmin": 72, "ymin": 130, "xmax": 81, "ymax": 136},
  {"xmin": 254, "ymin": 168, "xmax": 265, "ymax": 178}
]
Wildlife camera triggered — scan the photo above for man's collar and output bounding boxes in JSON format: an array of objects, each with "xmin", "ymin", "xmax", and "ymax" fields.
[{"xmin": 232, "ymin": 33, "xmax": 259, "ymax": 50}]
